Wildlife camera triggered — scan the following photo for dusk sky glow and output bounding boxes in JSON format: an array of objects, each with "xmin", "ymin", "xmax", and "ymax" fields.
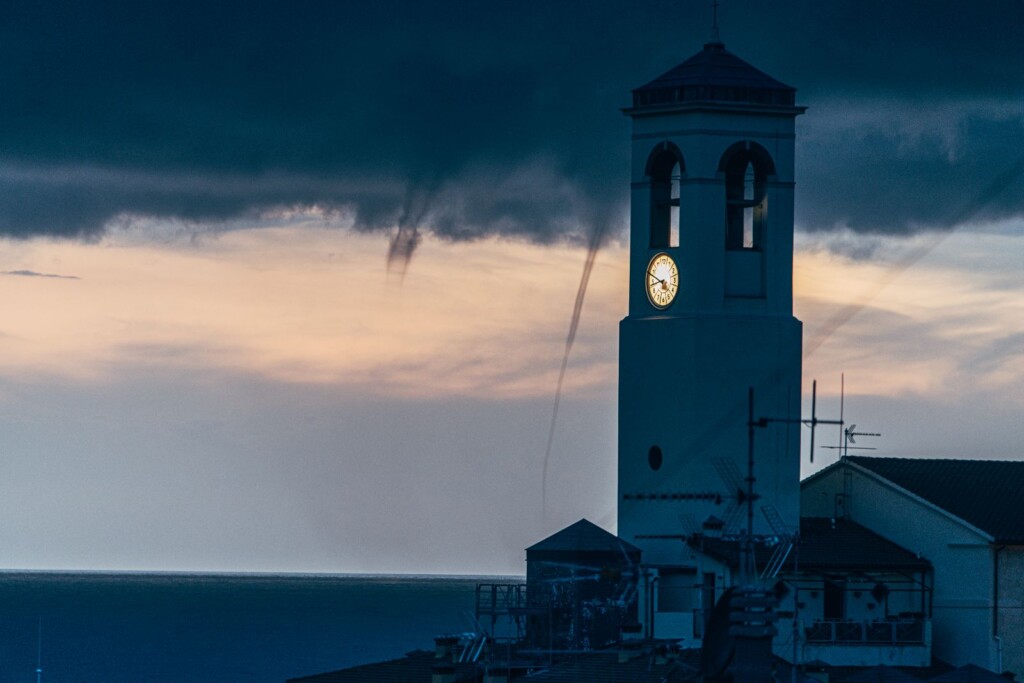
[{"xmin": 0, "ymin": 1, "xmax": 1021, "ymax": 574}]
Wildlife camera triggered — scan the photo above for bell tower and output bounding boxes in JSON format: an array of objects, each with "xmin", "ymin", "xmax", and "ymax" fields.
[{"xmin": 618, "ymin": 41, "xmax": 805, "ymax": 565}]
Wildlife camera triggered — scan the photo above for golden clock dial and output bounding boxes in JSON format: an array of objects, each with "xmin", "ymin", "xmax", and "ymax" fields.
[{"xmin": 646, "ymin": 253, "xmax": 679, "ymax": 309}]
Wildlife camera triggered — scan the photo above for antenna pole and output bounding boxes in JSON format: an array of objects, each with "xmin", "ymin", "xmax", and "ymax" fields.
[
  {"xmin": 711, "ymin": 0, "xmax": 721, "ymax": 42},
  {"xmin": 791, "ymin": 529, "xmax": 800, "ymax": 683},
  {"xmin": 838, "ymin": 374, "xmax": 845, "ymax": 454},
  {"xmin": 36, "ymin": 616, "xmax": 42, "ymax": 683},
  {"xmin": 808, "ymin": 380, "xmax": 817, "ymax": 463},
  {"xmin": 744, "ymin": 386, "xmax": 756, "ymax": 583}
]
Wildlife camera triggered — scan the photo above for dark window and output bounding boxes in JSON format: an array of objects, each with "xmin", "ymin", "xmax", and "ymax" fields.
[
  {"xmin": 658, "ymin": 570, "xmax": 694, "ymax": 612},
  {"xmin": 824, "ymin": 580, "xmax": 845, "ymax": 620},
  {"xmin": 648, "ymin": 446, "xmax": 663, "ymax": 471},
  {"xmin": 702, "ymin": 572, "xmax": 717, "ymax": 629}
]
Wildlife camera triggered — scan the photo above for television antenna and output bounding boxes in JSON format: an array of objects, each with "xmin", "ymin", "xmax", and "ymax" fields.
[
  {"xmin": 823, "ymin": 424, "xmax": 881, "ymax": 457},
  {"xmin": 633, "ymin": 378, "xmax": 840, "ymax": 544},
  {"xmin": 748, "ymin": 377, "xmax": 844, "ymax": 463}
]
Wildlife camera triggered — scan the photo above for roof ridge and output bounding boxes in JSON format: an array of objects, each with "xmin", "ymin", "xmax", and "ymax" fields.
[{"xmin": 847, "ymin": 455, "xmax": 1023, "ymax": 464}]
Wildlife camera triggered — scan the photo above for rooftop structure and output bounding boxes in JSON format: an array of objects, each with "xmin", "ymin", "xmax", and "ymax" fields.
[{"xmin": 631, "ymin": 41, "xmax": 797, "ymax": 109}]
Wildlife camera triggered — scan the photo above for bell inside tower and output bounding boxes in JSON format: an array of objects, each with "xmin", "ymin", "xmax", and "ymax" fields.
[{"xmin": 724, "ymin": 145, "xmax": 769, "ymax": 252}]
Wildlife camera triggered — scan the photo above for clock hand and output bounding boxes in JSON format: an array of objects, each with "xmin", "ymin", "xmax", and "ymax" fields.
[{"xmin": 647, "ymin": 270, "xmax": 665, "ymax": 285}]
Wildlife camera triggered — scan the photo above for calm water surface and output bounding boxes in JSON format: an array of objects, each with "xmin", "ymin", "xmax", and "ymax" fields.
[{"xmin": 0, "ymin": 571, "xmax": 512, "ymax": 683}]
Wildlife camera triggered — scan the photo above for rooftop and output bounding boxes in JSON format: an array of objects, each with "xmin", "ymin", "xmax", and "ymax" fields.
[
  {"xmin": 846, "ymin": 456, "xmax": 1024, "ymax": 544},
  {"xmin": 521, "ymin": 649, "xmax": 701, "ymax": 682},
  {"xmin": 630, "ymin": 41, "xmax": 797, "ymax": 110},
  {"xmin": 691, "ymin": 517, "xmax": 931, "ymax": 572},
  {"xmin": 526, "ymin": 518, "xmax": 641, "ymax": 556},
  {"xmin": 290, "ymin": 649, "xmax": 964, "ymax": 683},
  {"xmin": 285, "ymin": 650, "xmax": 468, "ymax": 683}
]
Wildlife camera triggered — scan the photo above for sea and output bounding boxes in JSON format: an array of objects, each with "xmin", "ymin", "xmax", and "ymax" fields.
[{"xmin": 0, "ymin": 571, "xmax": 517, "ymax": 683}]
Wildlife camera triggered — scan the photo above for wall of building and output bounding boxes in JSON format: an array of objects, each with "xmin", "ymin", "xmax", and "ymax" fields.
[
  {"xmin": 635, "ymin": 552, "xmax": 731, "ymax": 645},
  {"xmin": 996, "ymin": 546, "xmax": 1024, "ymax": 676},
  {"xmin": 803, "ymin": 465, "xmax": 996, "ymax": 670},
  {"xmin": 800, "ymin": 625, "xmax": 931, "ymax": 668}
]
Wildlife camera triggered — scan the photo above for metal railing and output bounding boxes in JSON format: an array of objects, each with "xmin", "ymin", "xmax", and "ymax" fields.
[
  {"xmin": 475, "ymin": 583, "xmax": 527, "ymax": 617},
  {"xmin": 805, "ymin": 618, "xmax": 925, "ymax": 645}
]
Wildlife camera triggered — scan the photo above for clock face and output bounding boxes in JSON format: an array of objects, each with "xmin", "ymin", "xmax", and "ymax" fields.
[{"xmin": 646, "ymin": 253, "xmax": 679, "ymax": 309}]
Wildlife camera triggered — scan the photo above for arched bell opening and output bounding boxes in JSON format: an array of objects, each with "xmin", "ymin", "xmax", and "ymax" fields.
[
  {"xmin": 720, "ymin": 141, "xmax": 774, "ymax": 252},
  {"xmin": 719, "ymin": 141, "xmax": 775, "ymax": 298},
  {"xmin": 646, "ymin": 142, "xmax": 685, "ymax": 249}
]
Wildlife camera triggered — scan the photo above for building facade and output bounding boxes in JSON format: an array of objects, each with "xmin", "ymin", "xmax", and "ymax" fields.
[{"xmin": 803, "ymin": 456, "xmax": 1024, "ymax": 675}]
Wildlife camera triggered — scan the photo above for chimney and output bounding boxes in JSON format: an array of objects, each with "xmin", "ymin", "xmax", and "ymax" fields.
[
  {"xmin": 432, "ymin": 635, "xmax": 460, "ymax": 683},
  {"xmin": 434, "ymin": 635, "xmax": 459, "ymax": 660}
]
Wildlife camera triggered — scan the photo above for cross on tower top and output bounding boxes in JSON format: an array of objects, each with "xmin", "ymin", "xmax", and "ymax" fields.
[{"xmin": 711, "ymin": 0, "xmax": 722, "ymax": 44}]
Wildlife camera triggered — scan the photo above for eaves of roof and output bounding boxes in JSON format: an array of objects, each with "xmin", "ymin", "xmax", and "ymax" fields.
[{"xmin": 841, "ymin": 459, "xmax": 995, "ymax": 544}]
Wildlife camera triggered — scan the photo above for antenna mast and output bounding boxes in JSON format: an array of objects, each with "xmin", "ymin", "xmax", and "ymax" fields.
[
  {"xmin": 711, "ymin": 0, "xmax": 722, "ymax": 42},
  {"xmin": 822, "ymin": 378, "xmax": 882, "ymax": 457},
  {"xmin": 36, "ymin": 616, "xmax": 42, "ymax": 683},
  {"xmin": 823, "ymin": 424, "xmax": 882, "ymax": 457},
  {"xmin": 800, "ymin": 379, "xmax": 844, "ymax": 463},
  {"xmin": 741, "ymin": 387, "xmax": 757, "ymax": 582}
]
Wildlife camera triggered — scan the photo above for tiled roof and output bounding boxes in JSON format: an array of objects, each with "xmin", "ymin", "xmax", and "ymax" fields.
[
  {"xmin": 631, "ymin": 41, "xmax": 797, "ymax": 109},
  {"xmin": 847, "ymin": 456, "xmax": 1024, "ymax": 543},
  {"xmin": 527, "ymin": 519, "xmax": 640, "ymax": 556},
  {"xmin": 289, "ymin": 649, "xmax": 816, "ymax": 683},
  {"xmin": 286, "ymin": 650, "xmax": 475, "ymax": 683},
  {"xmin": 929, "ymin": 664, "xmax": 1011, "ymax": 683},
  {"xmin": 839, "ymin": 665, "xmax": 928, "ymax": 683},
  {"xmin": 821, "ymin": 659, "xmax": 956, "ymax": 683},
  {"xmin": 692, "ymin": 518, "xmax": 931, "ymax": 572},
  {"xmin": 522, "ymin": 649, "xmax": 701, "ymax": 682},
  {"xmin": 523, "ymin": 651, "xmax": 828, "ymax": 683}
]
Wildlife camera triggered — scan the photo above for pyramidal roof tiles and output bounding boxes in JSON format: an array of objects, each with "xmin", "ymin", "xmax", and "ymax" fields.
[
  {"xmin": 630, "ymin": 41, "xmax": 797, "ymax": 109},
  {"xmin": 527, "ymin": 518, "xmax": 640, "ymax": 555}
]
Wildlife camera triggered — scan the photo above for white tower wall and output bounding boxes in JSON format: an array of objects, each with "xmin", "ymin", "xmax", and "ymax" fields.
[{"xmin": 618, "ymin": 88, "xmax": 804, "ymax": 554}]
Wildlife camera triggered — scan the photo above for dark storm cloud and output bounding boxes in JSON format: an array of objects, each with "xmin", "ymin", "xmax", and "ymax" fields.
[
  {"xmin": 799, "ymin": 111, "xmax": 1024, "ymax": 233},
  {"xmin": 0, "ymin": 0, "xmax": 1021, "ymax": 240}
]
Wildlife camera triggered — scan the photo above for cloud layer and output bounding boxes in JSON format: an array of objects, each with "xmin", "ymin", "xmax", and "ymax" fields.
[{"xmin": 1, "ymin": 1, "xmax": 1021, "ymax": 240}]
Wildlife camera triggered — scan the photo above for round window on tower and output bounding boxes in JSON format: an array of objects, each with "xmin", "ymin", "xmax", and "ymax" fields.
[{"xmin": 648, "ymin": 445, "xmax": 663, "ymax": 471}]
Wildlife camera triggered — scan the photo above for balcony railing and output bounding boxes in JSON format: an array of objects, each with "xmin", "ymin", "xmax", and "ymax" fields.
[{"xmin": 805, "ymin": 618, "xmax": 925, "ymax": 645}]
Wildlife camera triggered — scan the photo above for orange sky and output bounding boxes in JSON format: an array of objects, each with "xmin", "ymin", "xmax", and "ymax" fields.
[
  {"xmin": 2, "ymin": 219, "xmax": 1020, "ymax": 405},
  {"xmin": 0, "ymin": 218, "xmax": 1020, "ymax": 573}
]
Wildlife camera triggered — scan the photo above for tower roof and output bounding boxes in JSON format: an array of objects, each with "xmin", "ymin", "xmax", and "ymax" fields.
[
  {"xmin": 526, "ymin": 518, "xmax": 640, "ymax": 555},
  {"xmin": 631, "ymin": 42, "xmax": 797, "ymax": 110}
]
